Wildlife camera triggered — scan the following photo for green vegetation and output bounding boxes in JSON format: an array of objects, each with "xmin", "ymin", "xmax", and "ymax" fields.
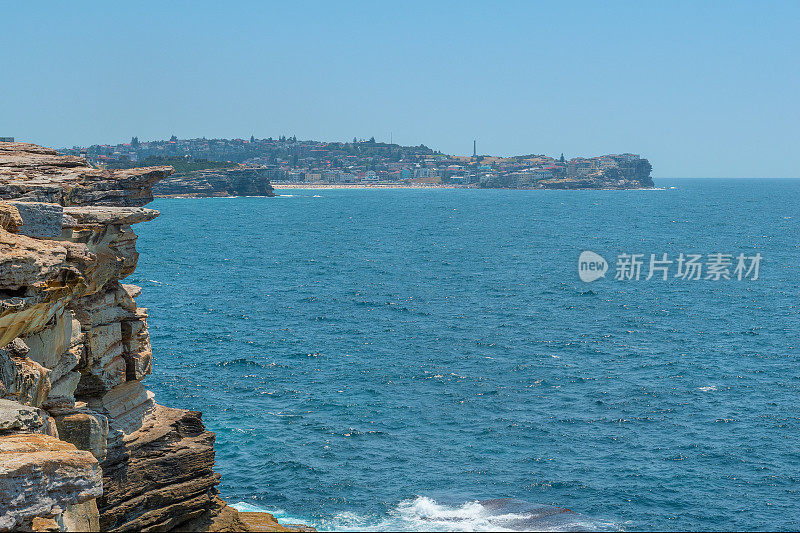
[{"xmin": 105, "ymin": 156, "xmax": 238, "ymax": 173}]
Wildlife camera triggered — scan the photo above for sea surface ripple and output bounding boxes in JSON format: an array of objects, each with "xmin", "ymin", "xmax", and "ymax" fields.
[{"xmin": 131, "ymin": 179, "xmax": 800, "ymax": 531}]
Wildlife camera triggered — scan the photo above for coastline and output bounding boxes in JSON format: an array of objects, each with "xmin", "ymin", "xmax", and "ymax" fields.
[
  {"xmin": 271, "ymin": 182, "xmax": 467, "ymax": 190},
  {"xmin": 154, "ymin": 182, "xmax": 657, "ymax": 195},
  {"xmin": 154, "ymin": 183, "xmax": 657, "ymax": 195},
  {"xmin": 0, "ymin": 142, "xmax": 310, "ymax": 532}
]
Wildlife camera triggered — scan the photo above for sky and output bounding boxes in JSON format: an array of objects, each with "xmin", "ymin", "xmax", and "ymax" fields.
[{"xmin": 1, "ymin": 1, "xmax": 798, "ymax": 178}]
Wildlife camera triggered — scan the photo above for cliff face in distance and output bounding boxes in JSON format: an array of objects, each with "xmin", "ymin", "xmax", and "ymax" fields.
[
  {"xmin": 0, "ymin": 142, "xmax": 301, "ymax": 532},
  {"xmin": 153, "ymin": 167, "xmax": 276, "ymax": 198},
  {"xmin": 536, "ymin": 157, "xmax": 654, "ymax": 189}
]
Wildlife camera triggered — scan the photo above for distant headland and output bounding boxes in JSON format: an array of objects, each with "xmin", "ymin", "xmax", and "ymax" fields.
[{"xmin": 57, "ymin": 136, "xmax": 654, "ymax": 193}]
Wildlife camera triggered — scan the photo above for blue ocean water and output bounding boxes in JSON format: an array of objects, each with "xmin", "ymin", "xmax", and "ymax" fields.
[{"xmin": 130, "ymin": 179, "xmax": 800, "ymax": 531}]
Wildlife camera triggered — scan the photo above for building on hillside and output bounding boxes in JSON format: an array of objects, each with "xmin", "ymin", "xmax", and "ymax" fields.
[
  {"xmin": 362, "ymin": 171, "xmax": 380, "ymax": 183},
  {"xmin": 566, "ymin": 158, "xmax": 594, "ymax": 177},
  {"xmin": 413, "ymin": 167, "xmax": 437, "ymax": 179}
]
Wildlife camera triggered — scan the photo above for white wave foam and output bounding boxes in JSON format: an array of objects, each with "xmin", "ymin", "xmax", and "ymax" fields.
[
  {"xmin": 233, "ymin": 496, "xmax": 618, "ymax": 532},
  {"xmin": 231, "ymin": 502, "xmax": 308, "ymax": 527},
  {"xmin": 232, "ymin": 502, "xmax": 269, "ymax": 512}
]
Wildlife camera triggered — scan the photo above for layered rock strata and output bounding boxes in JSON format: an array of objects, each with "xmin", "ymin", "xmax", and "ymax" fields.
[
  {"xmin": 153, "ymin": 167, "xmax": 275, "ymax": 197},
  {"xmin": 0, "ymin": 142, "xmax": 297, "ymax": 531}
]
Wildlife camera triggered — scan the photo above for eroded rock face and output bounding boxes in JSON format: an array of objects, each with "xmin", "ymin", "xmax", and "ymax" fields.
[
  {"xmin": 0, "ymin": 399, "xmax": 53, "ymax": 435},
  {"xmin": 0, "ymin": 143, "xmax": 171, "ymax": 207},
  {"xmin": 0, "ymin": 434, "xmax": 102, "ymax": 531},
  {"xmin": 99, "ymin": 406, "xmax": 221, "ymax": 531},
  {"xmin": 153, "ymin": 167, "xmax": 276, "ymax": 197},
  {"xmin": 0, "ymin": 203, "xmax": 23, "ymax": 233},
  {"xmin": 0, "ymin": 141, "xmax": 269, "ymax": 532},
  {"xmin": 0, "ymin": 340, "xmax": 52, "ymax": 407}
]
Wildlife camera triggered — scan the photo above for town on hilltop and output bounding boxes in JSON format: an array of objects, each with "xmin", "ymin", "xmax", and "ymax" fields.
[{"xmin": 59, "ymin": 136, "xmax": 654, "ymax": 189}]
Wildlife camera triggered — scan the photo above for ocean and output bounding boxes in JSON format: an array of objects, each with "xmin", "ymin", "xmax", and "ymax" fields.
[{"xmin": 130, "ymin": 178, "xmax": 800, "ymax": 531}]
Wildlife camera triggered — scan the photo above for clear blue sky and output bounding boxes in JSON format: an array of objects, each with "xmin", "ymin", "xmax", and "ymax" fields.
[{"xmin": 2, "ymin": 1, "xmax": 798, "ymax": 177}]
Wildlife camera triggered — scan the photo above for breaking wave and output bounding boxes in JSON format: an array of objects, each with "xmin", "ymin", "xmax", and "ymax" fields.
[{"xmin": 233, "ymin": 496, "xmax": 620, "ymax": 532}]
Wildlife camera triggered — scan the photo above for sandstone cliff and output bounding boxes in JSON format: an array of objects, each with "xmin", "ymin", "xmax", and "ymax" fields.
[
  {"xmin": 537, "ymin": 158, "xmax": 654, "ymax": 189},
  {"xmin": 0, "ymin": 142, "xmax": 298, "ymax": 532},
  {"xmin": 153, "ymin": 167, "xmax": 276, "ymax": 198}
]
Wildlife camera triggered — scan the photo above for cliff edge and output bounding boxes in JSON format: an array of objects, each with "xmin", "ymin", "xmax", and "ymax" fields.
[
  {"xmin": 0, "ymin": 142, "xmax": 302, "ymax": 532},
  {"xmin": 153, "ymin": 167, "xmax": 276, "ymax": 198}
]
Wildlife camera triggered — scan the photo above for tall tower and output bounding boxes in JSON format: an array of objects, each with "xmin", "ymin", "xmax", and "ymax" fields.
[{"xmin": 473, "ymin": 140, "xmax": 476, "ymax": 158}]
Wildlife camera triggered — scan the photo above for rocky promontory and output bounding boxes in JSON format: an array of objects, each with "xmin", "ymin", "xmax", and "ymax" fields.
[
  {"xmin": 153, "ymin": 167, "xmax": 275, "ymax": 198},
  {"xmin": 536, "ymin": 157, "xmax": 654, "ymax": 189},
  {"xmin": 0, "ymin": 142, "xmax": 302, "ymax": 531}
]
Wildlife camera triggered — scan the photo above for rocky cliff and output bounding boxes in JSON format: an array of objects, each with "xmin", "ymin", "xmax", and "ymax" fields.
[
  {"xmin": 0, "ymin": 142, "xmax": 299, "ymax": 532},
  {"xmin": 153, "ymin": 168, "xmax": 275, "ymax": 197},
  {"xmin": 537, "ymin": 157, "xmax": 654, "ymax": 189}
]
